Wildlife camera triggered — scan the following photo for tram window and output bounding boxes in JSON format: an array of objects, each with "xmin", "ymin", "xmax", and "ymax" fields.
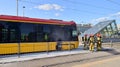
[
  {"xmin": 72, "ymin": 30, "xmax": 77, "ymax": 37},
  {"xmin": 35, "ymin": 24, "xmax": 44, "ymax": 42},
  {"xmin": 65, "ymin": 26, "xmax": 78, "ymax": 41},
  {"xmin": 72, "ymin": 30, "xmax": 78, "ymax": 41},
  {"xmin": 20, "ymin": 23, "xmax": 36, "ymax": 42},
  {"xmin": 0, "ymin": 21, "xmax": 21, "ymax": 43},
  {"xmin": 71, "ymin": 26, "xmax": 78, "ymax": 41},
  {"xmin": 43, "ymin": 24, "xmax": 52, "ymax": 42},
  {"xmin": 7, "ymin": 22, "xmax": 21, "ymax": 42},
  {"xmin": 1, "ymin": 29, "xmax": 8, "ymax": 42},
  {"xmin": 0, "ymin": 22, "xmax": 6, "ymax": 42},
  {"xmin": 43, "ymin": 25, "xmax": 51, "ymax": 33}
]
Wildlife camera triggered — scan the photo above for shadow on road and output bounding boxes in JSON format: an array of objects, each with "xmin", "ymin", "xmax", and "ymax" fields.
[{"xmin": 102, "ymin": 48, "xmax": 120, "ymax": 55}]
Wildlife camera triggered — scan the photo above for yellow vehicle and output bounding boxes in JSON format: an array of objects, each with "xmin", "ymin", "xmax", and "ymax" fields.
[{"xmin": 0, "ymin": 15, "xmax": 79, "ymax": 54}]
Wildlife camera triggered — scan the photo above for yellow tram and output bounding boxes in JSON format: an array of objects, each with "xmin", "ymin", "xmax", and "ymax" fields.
[{"xmin": 0, "ymin": 15, "xmax": 79, "ymax": 54}]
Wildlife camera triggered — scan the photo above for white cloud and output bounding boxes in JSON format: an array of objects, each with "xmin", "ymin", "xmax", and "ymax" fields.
[
  {"xmin": 53, "ymin": 4, "xmax": 61, "ymax": 10},
  {"xmin": 34, "ymin": 4, "xmax": 63, "ymax": 11},
  {"xmin": 89, "ymin": 17, "xmax": 109, "ymax": 25},
  {"xmin": 110, "ymin": 12, "xmax": 120, "ymax": 18},
  {"xmin": 55, "ymin": 13, "xmax": 60, "ymax": 16},
  {"xmin": 89, "ymin": 11, "xmax": 120, "ymax": 25},
  {"xmin": 91, "ymin": 17, "xmax": 109, "ymax": 23}
]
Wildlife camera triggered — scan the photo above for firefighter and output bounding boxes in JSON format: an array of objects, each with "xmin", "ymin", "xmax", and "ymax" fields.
[
  {"xmin": 83, "ymin": 34, "xmax": 88, "ymax": 50},
  {"xmin": 89, "ymin": 34, "xmax": 95, "ymax": 51},
  {"xmin": 96, "ymin": 33, "xmax": 102, "ymax": 51},
  {"xmin": 56, "ymin": 39, "xmax": 62, "ymax": 51}
]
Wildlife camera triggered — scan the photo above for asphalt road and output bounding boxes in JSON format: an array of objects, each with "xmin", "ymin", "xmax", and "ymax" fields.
[{"xmin": 73, "ymin": 55, "xmax": 120, "ymax": 67}]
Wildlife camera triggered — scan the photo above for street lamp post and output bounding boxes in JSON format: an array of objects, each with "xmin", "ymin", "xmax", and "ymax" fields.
[
  {"xmin": 23, "ymin": 6, "xmax": 25, "ymax": 17},
  {"xmin": 17, "ymin": 0, "xmax": 21, "ymax": 58},
  {"xmin": 17, "ymin": 0, "xmax": 18, "ymax": 16}
]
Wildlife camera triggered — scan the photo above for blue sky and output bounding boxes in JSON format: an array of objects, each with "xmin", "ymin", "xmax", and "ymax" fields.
[{"xmin": 0, "ymin": 0, "xmax": 120, "ymax": 24}]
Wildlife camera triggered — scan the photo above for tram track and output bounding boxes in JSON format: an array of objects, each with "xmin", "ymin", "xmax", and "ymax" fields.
[{"xmin": 41, "ymin": 52, "xmax": 120, "ymax": 67}]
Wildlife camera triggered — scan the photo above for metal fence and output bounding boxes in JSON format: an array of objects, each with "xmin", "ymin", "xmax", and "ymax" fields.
[{"xmin": 102, "ymin": 38, "xmax": 120, "ymax": 43}]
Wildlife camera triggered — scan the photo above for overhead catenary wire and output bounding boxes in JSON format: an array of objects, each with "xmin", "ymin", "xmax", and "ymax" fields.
[
  {"xmin": 106, "ymin": 0, "xmax": 120, "ymax": 6},
  {"xmin": 18, "ymin": 0, "xmax": 107, "ymax": 16},
  {"xmin": 62, "ymin": 0, "xmax": 118, "ymax": 11},
  {"xmin": 18, "ymin": 0, "xmax": 41, "ymax": 5},
  {"xmin": 66, "ymin": 8, "xmax": 106, "ymax": 15}
]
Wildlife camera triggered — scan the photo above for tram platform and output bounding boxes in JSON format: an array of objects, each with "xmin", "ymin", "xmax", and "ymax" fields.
[{"xmin": 0, "ymin": 45, "xmax": 89, "ymax": 64}]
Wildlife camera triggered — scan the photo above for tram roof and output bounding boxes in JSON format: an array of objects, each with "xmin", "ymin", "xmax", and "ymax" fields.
[{"xmin": 0, "ymin": 15, "xmax": 76, "ymax": 25}]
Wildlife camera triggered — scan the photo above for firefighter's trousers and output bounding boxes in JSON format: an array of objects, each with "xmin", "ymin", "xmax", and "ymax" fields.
[
  {"xmin": 83, "ymin": 41, "xmax": 88, "ymax": 49},
  {"xmin": 97, "ymin": 41, "xmax": 102, "ymax": 51},
  {"xmin": 89, "ymin": 42, "xmax": 94, "ymax": 51}
]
